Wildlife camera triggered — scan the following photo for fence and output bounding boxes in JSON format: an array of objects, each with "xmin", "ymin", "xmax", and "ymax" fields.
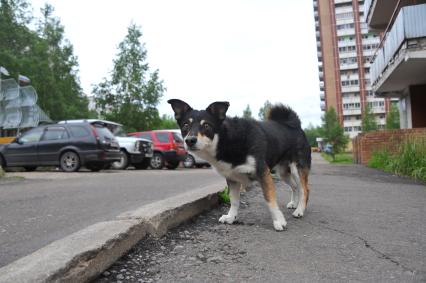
[{"xmin": 352, "ymin": 128, "xmax": 426, "ymax": 165}]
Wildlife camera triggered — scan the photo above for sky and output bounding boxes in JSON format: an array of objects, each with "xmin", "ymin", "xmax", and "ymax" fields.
[{"xmin": 30, "ymin": 0, "xmax": 322, "ymax": 127}]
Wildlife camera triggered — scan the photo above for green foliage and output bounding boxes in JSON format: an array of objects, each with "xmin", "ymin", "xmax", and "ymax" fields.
[
  {"xmin": 258, "ymin": 100, "xmax": 272, "ymax": 120},
  {"xmin": 218, "ymin": 186, "xmax": 230, "ymax": 204},
  {"xmin": 368, "ymin": 138, "xmax": 426, "ymax": 182},
  {"xmin": 304, "ymin": 123, "xmax": 322, "ymax": 147},
  {"xmin": 243, "ymin": 104, "xmax": 253, "ymax": 119},
  {"xmin": 385, "ymin": 103, "xmax": 400, "ymax": 130},
  {"xmin": 319, "ymin": 107, "xmax": 349, "ymax": 159},
  {"xmin": 157, "ymin": 114, "xmax": 178, "ymax": 130},
  {"xmin": 362, "ymin": 103, "xmax": 378, "ymax": 133},
  {"xmin": 93, "ymin": 23, "xmax": 164, "ymax": 132},
  {"xmin": 321, "ymin": 153, "xmax": 353, "ymax": 164},
  {"xmin": 0, "ymin": 1, "xmax": 92, "ymax": 121}
]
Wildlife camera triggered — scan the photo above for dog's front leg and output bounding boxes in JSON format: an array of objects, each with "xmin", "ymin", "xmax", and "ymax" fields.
[
  {"xmin": 261, "ymin": 168, "xmax": 287, "ymax": 231},
  {"xmin": 219, "ymin": 180, "xmax": 240, "ymax": 224}
]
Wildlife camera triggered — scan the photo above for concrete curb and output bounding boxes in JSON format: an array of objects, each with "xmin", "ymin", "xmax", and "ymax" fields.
[{"xmin": 0, "ymin": 182, "xmax": 224, "ymax": 283}]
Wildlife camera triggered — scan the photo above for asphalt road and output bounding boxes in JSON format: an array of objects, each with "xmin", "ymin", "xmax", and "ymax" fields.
[
  {"xmin": 0, "ymin": 168, "xmax": 224, "ymax": 268},
  {"xmin": 96, "ymin": 153, "xmax": 426, "ymax": 283}
]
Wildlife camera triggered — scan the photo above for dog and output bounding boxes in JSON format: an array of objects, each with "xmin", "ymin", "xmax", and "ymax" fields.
[{"xmin": 168, "ymin": 99, "xmax": 311, "ymax": 231}]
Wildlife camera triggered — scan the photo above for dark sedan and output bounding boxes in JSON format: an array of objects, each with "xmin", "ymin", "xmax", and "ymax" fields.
[{"xmin": 0, "ymin": 123, "xmax": 121, "ymax": 172}]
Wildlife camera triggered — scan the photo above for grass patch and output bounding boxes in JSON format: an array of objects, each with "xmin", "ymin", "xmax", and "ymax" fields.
[
  {"xmin": 368, "ymin": 138, "xmax": 426, "ymax": 183},
  {"xmin": 321, "ymin": 153, "xmax": 353, "ymax": 164},
  {"xmin": 218, "ymin": 186, "xmax": 230, "ymax": 204}
]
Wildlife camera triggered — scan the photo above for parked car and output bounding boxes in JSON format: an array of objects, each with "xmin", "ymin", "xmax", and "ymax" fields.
[
  {"xmin": 323, "ymin": 143, "xmax": 333, "ymax": 155},
  {"xmin": 183, "ymin": 153, "xmax": 211, "ymax": 168},
  {"xmin": 0, "ymin": 123, "xmax": 121, "ymax": 172},
  {"xmin": 59, "ymin": 120, "xmax": 153, "ymax": 170},
  {"xmin": 128, "ymin": 130, "xmax": 186, "ymax": 169}
]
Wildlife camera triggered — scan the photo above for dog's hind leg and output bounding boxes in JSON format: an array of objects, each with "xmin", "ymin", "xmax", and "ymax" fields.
[
  {"xmin": 279, "ymin": 166, "xmax": 298, "ymax": 209},
  {"xmin": 260, "ymin": 167, "xmax": 287, "ymax": 231},
  {"xmin": 219, "ymin": 179, "xmax": 241, "ymax": 224},
  {"xmin": 290, "ymin": 163, "xmax": 310, "ymax": 218},
  {"xmin": 289, "ymin": 163, "xmax": 304, "ymax": 218}
]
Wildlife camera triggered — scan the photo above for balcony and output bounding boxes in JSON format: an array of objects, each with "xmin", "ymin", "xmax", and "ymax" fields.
[
  {"xmin": 341, "ymin": 85, "xmax": 360, "ymax": 93},
  {"xmin": 364, "ymin": 0, "xmax": 400, "ymax": 31},
  {"xmin": 343, "ymin": 119, "xmax": 362, "ymax": 127},
  {"xmin": 320, "ymin": 92, "xmax": 325, "ymax": 101},
  {"xmin": 320, "ymin": 101, "xmax": 326, "ymax": 111},
  {"xmin": 343, "ymin": 108, "xmax": 362, "ymax": 115},
  {"xmin": 335, "ymin": 0, "xmax": 353, "ymax": 4},
  {"xmin": 340, "ymin": 62, "xmax": 359, "ymax": 70},
  {"xmin": 337, "ymin": 29, "xmax": 356, "ymax": 37},
  {"xmin": 370, "ymin": 4, "xmax": 426, "ymax": 96}
]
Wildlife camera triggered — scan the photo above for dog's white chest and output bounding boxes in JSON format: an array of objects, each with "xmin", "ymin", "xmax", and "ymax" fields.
[{"xmin": 201, "ymin": 154, "xmax": 256, "ymax": 184}]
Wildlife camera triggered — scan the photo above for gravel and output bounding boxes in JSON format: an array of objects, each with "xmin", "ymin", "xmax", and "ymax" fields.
[{"xmin": 94, "ymin": 159, "xmax": 426, "ymax": 283}]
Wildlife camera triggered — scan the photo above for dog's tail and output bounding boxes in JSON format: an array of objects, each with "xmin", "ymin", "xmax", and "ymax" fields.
[{"xmin": 266, "ymin": 104, "xmax": 301, "ymax": 129}]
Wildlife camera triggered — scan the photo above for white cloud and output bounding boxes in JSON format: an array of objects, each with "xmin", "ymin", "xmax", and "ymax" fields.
[{"xmin": 30, "ymin": 0, "xmax": 322, "ymax": 127}]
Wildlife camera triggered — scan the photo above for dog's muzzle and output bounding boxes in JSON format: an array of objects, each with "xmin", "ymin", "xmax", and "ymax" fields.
[{"xmin": 185, "ymin": 136, "xmax": 197, "ymax": 148}]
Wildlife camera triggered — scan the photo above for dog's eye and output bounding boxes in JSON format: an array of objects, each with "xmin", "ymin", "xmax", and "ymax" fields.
[
  {"xmin": 203, "ymin": 123, "xmax": 211, "ymax": 130},
  {"xmin": 182, "ymin": 123, "xmax": 190, "ymax": 132}
]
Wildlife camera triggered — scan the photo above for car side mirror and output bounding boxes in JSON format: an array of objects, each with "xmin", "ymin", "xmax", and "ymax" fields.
[{"xmin": 14, "ymin": 137, "xmax": 23, "ymax": 144}]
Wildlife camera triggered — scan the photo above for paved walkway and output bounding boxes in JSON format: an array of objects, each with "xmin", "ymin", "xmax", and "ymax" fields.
[{"xmin": 95, "ymin": 153, "xmax": 426, "ymax": 282}]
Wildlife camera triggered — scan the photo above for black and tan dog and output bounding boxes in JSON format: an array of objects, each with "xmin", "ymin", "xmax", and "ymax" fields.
[{"xmin": 168, "ymin": 99, "xmax": 311, "ymax": 231}]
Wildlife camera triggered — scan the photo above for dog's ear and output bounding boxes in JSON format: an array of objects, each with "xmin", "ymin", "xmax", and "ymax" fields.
[
  {"xmin": 167, "ymin": 99, "xmax": 193, "ymax": 121},
  {"xmin": 206, "ymin": 101, "xmax": 230, "ymax": 121}
]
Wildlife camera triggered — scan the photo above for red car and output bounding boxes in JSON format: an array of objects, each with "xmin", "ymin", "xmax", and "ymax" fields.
[{"xmin": 128, "ymin": 130, "xmax": 187, "ymax": 169}]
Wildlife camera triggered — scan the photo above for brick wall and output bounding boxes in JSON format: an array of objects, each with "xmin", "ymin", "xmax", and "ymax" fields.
[{"xmin": 352, "ymin": 128, "xmax": 426, "ymax": 165}]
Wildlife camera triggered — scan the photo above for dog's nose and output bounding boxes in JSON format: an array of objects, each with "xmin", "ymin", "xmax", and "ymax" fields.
[{"xmin": 185, "ymin": 136, "xmax": 197, "ymax": 147}]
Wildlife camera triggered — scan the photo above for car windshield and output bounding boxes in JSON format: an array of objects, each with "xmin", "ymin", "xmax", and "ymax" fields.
[{"xmin": 111, "ymin": 126, "xmax": 127, "ymax": 137}]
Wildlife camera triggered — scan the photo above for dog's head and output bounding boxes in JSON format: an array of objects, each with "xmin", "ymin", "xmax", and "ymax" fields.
[{"xmin": 168, "ymin": 99, "xmax": 229, "ymax": 152}]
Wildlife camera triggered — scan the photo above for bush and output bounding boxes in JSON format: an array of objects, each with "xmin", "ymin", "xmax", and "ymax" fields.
[
  {"xmin": 218, "ymin": 186, "xmax": 230, "ymax": 204},
  {"xmin": 368, "ymin": 138, "xmax": 426, "ymax": 182}
]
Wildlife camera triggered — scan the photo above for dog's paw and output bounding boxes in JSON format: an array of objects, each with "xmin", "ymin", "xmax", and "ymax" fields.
[
  {"xmin": 219, "ymin": 214, "xmax": 237, "ymax": 224},
  {"xmin": 292, "ymin": 208, "xmax": 304, "ymax": 218},
  {"xmin": 286, "ymin": 201, "xmax": 297, "ymax": 209},
  {"xmin": 273, "ymin": 218, "xmax": 287, "ymax": 231}
]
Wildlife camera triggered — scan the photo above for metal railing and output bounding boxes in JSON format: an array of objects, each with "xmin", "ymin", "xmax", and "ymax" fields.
[{"xmin": 370, "ymin": 4, "xmax": 426, "ymax": 85}]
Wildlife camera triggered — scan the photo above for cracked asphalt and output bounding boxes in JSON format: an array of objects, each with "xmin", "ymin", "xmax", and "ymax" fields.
[{"xmin": 94, "ymin": 154, "xmax": 426, "ymax": 282}]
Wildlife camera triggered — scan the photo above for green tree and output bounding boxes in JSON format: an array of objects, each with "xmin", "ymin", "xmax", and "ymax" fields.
[
  {"xmin": 304, "ymin": 123, "xmax": 321, "ymax": 147},
  {"xmin": 319, "ymin": 107, "xmax": 349, "ymax": 160},
  {"xmin": 385, "ymin": 102, "xmax": 400, "ymax": 130},
  {"xmin": 94, "ymin": 23, "xmax": 164, "ymax": 132},
  {"xmin": 362, "ymin": 102, "xmax": 378, "ymax": 133},
  {"xmin": 243, "ymin": 104, "xmax": 253, "ymax": 119},
  {"xmin": 258, "ymin": 100, "xmax": 272, "ymax": 120},
  {"xmin": 157, "ymin": 114, "xmax": 178, "ymax": 130},
  {"xmin": 0, "ymin": 1, "xmax": 91, "ymax": 121}
]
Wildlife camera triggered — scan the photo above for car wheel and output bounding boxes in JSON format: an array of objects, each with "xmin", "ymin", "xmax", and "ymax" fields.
[
  {"xmin": 111, "ymin": 150, "xmax": 129, "ymax": 170},
  {"xmin": 134, "ymin": 159, "xmax": 150, "ymax": 170},
  {"xmin": 166, "ymin": 161, "xmax": 179, "ymax": 170},
  {"xmin": 24, "ymin": 166, "xmax": 37, "ymax": 172},
  {"xmin": 86, "ymin": 163, "xmax": 104, "ymax": 172},
  {"xmin": 150, "ymin": 153, "xmax": 164, "ymax": 169},
  {"xmin": 183, "ymin": 155, "xmax": 195, "ymax": 168},
  {"xmin": 60, "ymin": 151, "xmax": 81, "ymax": 172}
]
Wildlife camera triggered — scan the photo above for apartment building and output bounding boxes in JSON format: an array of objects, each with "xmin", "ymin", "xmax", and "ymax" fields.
[
  {"xmin": 364, "ymin": 0, "xmax": 426, "ymax": 129},
  {"xmin": 313, "ymin": 0, "xmax": 390, "ymax": 138}
]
